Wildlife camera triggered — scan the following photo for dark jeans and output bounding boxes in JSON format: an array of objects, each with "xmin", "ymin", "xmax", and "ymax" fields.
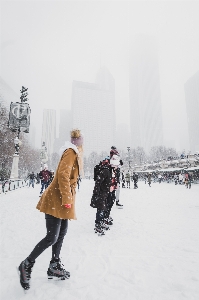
[
  {"xmin": 134, "ymin": 181, "xmax": 138, "ymax": 188},
  {"xmin": 40, "ymin": 181, "xmax": 48, "ymax": 193},
  {"xmin": 104, "ymin": 191, "xmax": 115, "ymax": 219},
  {"xmin": 29, "ymin": 179, "xmax": 34, "ymax": 188},
  {"xmin": 28, "ymin": 214, "xmax": 68, "ymax": 261},
  {"xmin": 95, "ymin": 208, "xmax": 105, "ymax": 224}
]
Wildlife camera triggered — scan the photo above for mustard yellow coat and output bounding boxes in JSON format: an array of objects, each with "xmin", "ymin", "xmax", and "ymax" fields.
[{"xmin": 36, "ymin": 148, "xmax": 79, "ymax": 220}]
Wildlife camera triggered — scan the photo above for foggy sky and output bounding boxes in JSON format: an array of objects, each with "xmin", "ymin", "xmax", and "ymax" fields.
[{"xmin": 1, "ymin": 0, "xmax": 199, "ymax": 152}]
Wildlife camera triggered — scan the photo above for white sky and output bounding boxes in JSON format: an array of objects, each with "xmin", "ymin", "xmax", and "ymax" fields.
[{"xmin": 1, "ymin": 0, "xmax": 199, "ymax": 151}]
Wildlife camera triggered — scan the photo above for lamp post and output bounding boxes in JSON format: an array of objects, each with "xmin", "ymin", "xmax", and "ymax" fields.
[
  {"xmin": 8, "ymin": 86, "xmax": 31, "ymax": 180},
  {"xmin": 40, "ymin": 141, "xmax": 48, "ymax": 169},
  {"xmin": 127, "ymin": 146, "xmax": 131, "ymax": 170}
]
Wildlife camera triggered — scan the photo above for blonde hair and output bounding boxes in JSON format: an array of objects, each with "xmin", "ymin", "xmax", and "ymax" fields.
[{"xmin": 70, "ymin": 129, "xmax": 81, "ymax": 138}]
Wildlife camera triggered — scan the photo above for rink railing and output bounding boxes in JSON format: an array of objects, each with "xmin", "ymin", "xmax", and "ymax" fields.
[{"xmin": 0, "ymin": 179, "xmax": 29, "ymax": 194}]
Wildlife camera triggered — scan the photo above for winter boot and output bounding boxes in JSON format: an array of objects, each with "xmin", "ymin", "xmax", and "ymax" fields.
[
  {"xmin": 94, "ymin": 223, "xmax": 105, "ymax": 235},
  {"xmin": 47, "ymin": 258, "xmax": 70, "ymax": 280},
  {"xmin": 18, "ymin": 258, "xmax": 35, "ymax": 290}
]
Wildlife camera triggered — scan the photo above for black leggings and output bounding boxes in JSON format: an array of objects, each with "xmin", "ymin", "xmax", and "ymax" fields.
[{"xmin": 28, "ymin": 214, "xmax": 68, "ymax": 262}]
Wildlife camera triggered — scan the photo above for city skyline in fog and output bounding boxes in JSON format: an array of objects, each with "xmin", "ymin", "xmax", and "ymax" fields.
[{"xmin": 1, "ymin": 1, "xmax": 199, "ymax": 153}]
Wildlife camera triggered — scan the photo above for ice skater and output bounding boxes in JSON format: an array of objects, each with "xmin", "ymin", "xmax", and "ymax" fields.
[
  {"xmin": 18, "ymin": 129, "xmax": 84, "ymax": 291},
  {"xmin": 90, "ymin": 157, "xmax": 112, "ymax": 235}
]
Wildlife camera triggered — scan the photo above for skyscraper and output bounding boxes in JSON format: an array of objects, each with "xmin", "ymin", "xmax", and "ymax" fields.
[
  {"xmin": 53, "ymin": 109, "xmax": 72, "ymax": 154},
  {"xmin": 184, "ymin": 71, "xmax": 199, "ymax": 153},
  {"xmin": 0, "ymin": 77, "xmax": 19, "ymax": 110},
  {"xmin": 41, "ymin": 109, "xmax": 56, "ymax": 157},
  {"xmin": 116, "ymin": 123, "xmax": 130, "ymax": 152},
  {"xmin": 129, "ymin": 35, "xmax": 163, "ymax": 153},
  {"xmin": 72, "ymin": 67, "xmax": 115, "ymax": 156}
]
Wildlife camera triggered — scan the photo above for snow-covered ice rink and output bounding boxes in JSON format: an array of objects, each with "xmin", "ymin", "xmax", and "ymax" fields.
[{"xmin": 0, "ymin": 179, "xmax": 199, "ymax": 300}]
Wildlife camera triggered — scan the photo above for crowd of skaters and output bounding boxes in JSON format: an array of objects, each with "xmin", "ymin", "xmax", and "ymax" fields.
[
  {"xmin": 26, "ymin": 165, "xmax": 55, "ymax": 194},
  {"xmin": 17, "ymin": 130, "xmax": 198, "ymax": 291}
]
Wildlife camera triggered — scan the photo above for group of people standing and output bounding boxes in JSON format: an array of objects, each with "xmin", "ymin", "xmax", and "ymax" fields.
[
  {"xmin": 121, "ymin": 171, "xmax": 138, "ymax": 189},
  {"xmin": 26, "ymin": 166, "xmax": 54, "ymax": 195}
]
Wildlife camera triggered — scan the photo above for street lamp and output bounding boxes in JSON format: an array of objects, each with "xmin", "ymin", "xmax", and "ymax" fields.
[
  {"xmin": 40, "ymin": 141, "xmax": 48, "ymax": 169},
  {"xmin": 14, "ymin": 137, "xmax": 22, "ymax": 155},
  {"xmin": 127, "ymin": 146, "xmax": 131, "ymax": 170},
  {"xmin": 8, "ymin": 86, "xmax": 31, "ymax": 180}
]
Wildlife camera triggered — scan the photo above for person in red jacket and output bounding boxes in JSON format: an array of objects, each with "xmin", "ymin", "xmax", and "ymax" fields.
[{"xmin": 39, "ymin": 165, "xmax": 52, "ymax": 195}]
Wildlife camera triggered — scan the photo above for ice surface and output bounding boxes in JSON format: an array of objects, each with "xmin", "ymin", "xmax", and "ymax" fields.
[{"xmin": 0, "ymin": 179, "xmax": 199, "ymax": 300}]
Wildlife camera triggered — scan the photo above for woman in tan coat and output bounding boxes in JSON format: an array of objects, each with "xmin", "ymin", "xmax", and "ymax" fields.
[{"xmin": 18, "ymin": 129, "xmax": 83, "ymax": 291}]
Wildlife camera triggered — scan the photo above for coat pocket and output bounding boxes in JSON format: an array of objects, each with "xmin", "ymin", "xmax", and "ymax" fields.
[{"xmin": 90, "ymin": 194, "xmax": 98, "ymax": 208}]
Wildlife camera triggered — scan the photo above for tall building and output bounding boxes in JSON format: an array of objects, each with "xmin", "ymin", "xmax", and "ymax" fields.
[
  {"xmin": 72, "ymin": 67, "xmax": 115, "ymax": 156},
  {"xmin": 29, "ymin": 125, "xmax": 36, "ymax": 149},
  {"xmin": 53, "ymin": 109, "xmax": 72, "ymax": 154},
  {"xmin": 129, "ymin": 35, "xmax": 163, "ymax": 153},
  {"xmin": 0, "ymin": 77, "xmax": 19, "ymax": 110},
  {"xmin": 41, "ymin": 109, "xmax": 56, "ymax": 157},
  {"xmin": 184, "ymin": 71, "xmax": 199, "ymax": 153},
  {"xmin": 116, "ymin": 123, "xmax": 130, "ymax": 152}
]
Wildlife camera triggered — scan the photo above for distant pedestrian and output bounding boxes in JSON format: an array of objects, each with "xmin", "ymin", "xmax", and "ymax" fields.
[
  {"xmin": 148, "ymin": 173, "xmax": 152, "ymax": 187},
  {"xmin": 39, "ymin": 165, "xmax": 52, "ymax": 195},
  {"xmin": 174, "ymin": 173, "xmax": 178, "ymax": 185},
  {"xmin": 77, "ymin": 175, "xmax": 81, "ymax": 191},
  {"xmin": 121, "ymin": 171, "xmax": 126, "ymax": 188},
  {"xmin": 158, "ymin": 174, "xmax": 162, "ymax": 184},
  {"xmin": 132, "ymin": 173, "xmax": 138, "ymax": 189},
  {"xmin": 125, "ymin": 171, "xmax": 131, "ymax": 188},
  {"xmin": 26, "ymin": 172, "xmax": 36, "ymax": 188},
  {"xmin": 178, "ymin": 173, "xmax": 183, "ymax": 185}
]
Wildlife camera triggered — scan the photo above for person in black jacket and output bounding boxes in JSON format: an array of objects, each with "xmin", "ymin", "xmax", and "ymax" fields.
[
  {"xmin": 93, "ymin": 161, "xmax": 103, "ymax": 181},
  {"xmin": 90, "ymin": 158, "xmax": 112, "ymax": 235},
  {"xmin": 26, "ymin": 172, "xmax": 36, "ymax": 188},
  {"xmin": 132, "ymin": 173, "xmax": 138, "ymax": 189}
]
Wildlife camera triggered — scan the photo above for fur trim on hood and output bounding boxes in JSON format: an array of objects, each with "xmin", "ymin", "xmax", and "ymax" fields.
[{"xmin": 59, "ymin": 141, "xmax": 79, "ymax": 157}]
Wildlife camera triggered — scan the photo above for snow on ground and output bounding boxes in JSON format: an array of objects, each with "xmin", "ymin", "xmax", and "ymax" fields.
[{"xmin": 0, "ymin": 179, "xmax": 199, "ymax": 300}]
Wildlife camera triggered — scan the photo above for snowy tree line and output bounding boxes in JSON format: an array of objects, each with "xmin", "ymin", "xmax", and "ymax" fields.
[
  {"xmin": 0, "ymin": 102, "xmax": 179, "ymax": 180},
  {"xmin": 83, "ymin": 146, "xmax": 178, "ymax": 177}
]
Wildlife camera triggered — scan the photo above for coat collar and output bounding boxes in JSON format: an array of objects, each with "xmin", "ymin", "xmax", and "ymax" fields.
[{"xmin": 59, "ymin": 141, "xmax": 79, "ymax": 157}]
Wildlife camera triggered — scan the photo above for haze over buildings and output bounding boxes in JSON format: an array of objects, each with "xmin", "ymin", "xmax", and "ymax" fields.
[
  {"xmin": 53, "ymin": 109, "xmax": 71, "ymax": 155},
  {"xmin": 1, "ymin": 1, "xmax": 199, "ymax": 156},
  {"xmin": 0, "ymin": 77, "xmax": 19, "ymax": 110},
  {"xmin": 129, "ymin": 35, "xmax": 163, "ymax": 154},
  {"xmin": 184, "ymin": 71, "xmax": 199, "ymax": 153},
  {"xmin": 72, "ymin": 67, "xmax": 115, "ymax": 156},
  {"xmin": 41, "ymin": 109, "xmax": 56, "ymax": 158}
]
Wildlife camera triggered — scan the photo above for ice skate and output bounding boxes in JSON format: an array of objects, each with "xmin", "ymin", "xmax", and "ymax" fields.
[
  {"xmin": 94, "ymin": 223, "xmax": 105, "ymax": 236},
  {"xmin": 116, "ymin": 201, "xmax": 123, "ymax": 208},
  {"xmin": 104, "ymin": 218, "xmax": 113, "ymax": 226},
  {"xmin": 101, "ymin": 222, "xmax": 110, "ymax": 231},
  {"xmin": 18, "ymin": 258, "xmax": 35, "ymax": 291},
  {"xmin": 47, "ymin": 258, "xmax": 70, "ymax": 280},
  {"xmin": 108, "ymin": 216, "xmax": 113, "ymax": 222}
]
